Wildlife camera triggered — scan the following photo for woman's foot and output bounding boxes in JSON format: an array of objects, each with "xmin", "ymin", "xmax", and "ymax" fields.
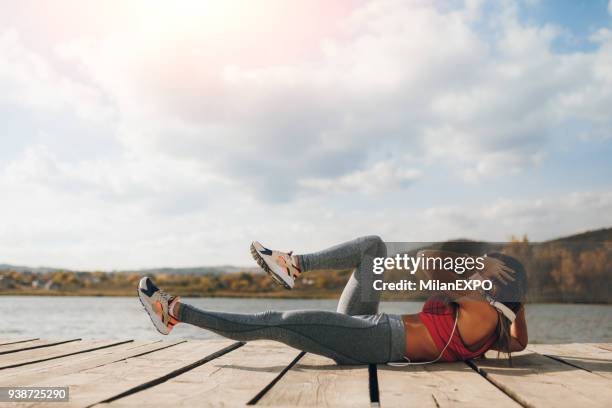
[
  {"xmin": 250, "ymin": 241, "xmax": 301, "ymax": 289},
  {"xmin": 138, "ymin": 277, "xmax": 181, "ymax": 335}
]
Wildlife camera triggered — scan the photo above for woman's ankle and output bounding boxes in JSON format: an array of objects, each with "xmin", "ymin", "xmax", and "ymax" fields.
[
  {"xmin": 169, "ymin": 299, "xmax": 182, "ymax": 320},
  {"xmin": 292, "ymin": 255, "xmax": 301, "ymax": 272}
]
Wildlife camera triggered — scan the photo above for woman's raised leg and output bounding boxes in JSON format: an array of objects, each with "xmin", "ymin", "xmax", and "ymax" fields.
[{"xmin": 296, "ymin": 235, "xmax": 387, "ymax": 315}]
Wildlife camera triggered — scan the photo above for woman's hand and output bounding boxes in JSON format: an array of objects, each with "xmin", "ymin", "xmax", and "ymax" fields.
[{"xmin": 476, "ymin": 255, "xmax": 516, "ymax": 285}]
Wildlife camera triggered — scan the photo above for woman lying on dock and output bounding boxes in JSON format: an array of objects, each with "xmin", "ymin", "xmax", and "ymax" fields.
[{"xmin": 137, "ymin": 236, "xmax": 528, "ymax": 365}]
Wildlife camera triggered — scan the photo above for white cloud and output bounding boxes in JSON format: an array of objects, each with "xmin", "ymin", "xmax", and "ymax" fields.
[
  {"xmin": 0, "ymin": 29, "xmax": 114, "ymax": 121},
  {"xmin": 419, "ymin": 191, "xmax": 612, "ymax": 242},
  {"xmin": 0, "ymin": 0, "xmax": 611, "ymax": 268},
  {"xmin": 1, "ymin": 144, "xmax": 228, "ymax": 213},
  {"xmin": 2, "ymin": 157, "xmax": 609, "ymax": 269},
  {"xmin": 51, "ymin": 0, "xmax": 610, "ymax": 189},
  {"xmin": 300, "ymin": 161, "xmax": 421, "ymax": 194}
]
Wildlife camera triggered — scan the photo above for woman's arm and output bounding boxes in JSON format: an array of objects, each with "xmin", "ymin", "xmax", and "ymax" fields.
[
  {"xmin": 510, "ymin": 306, "xmax": 528, "ymax": 350},
  {"xmin": 416, "ymin": 249, "xmax": 513, "ymax": 301},
  {"xmin": 490, "ymin": 306, "xmax": 528, "ymax": 352},
  {"xmin": 416, "ymin": 249, "xmax": 479, "ymax": 297}
]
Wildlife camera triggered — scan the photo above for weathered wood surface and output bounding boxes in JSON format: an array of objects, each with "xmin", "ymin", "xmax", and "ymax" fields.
[
  {"xmin": 0, "ymin": 340, "xmax": 128, "ymax": 370},
  {"xmin": 529, "ymin": 343, "xmax": 612, "ymax": 380},
  {"xmin": 470, "ymin": 349, "xmax": 612, "ymax": 408},
  {"xmin": 377, "ymin": 362, "xmax": 520, "ymax": 407},
  {"xmin": 15, "ymin": 340, "xmax": 234, "ymax": 408},
  {"xmin": 108, "ymin": 341, "xmax": 301, "ymax": 407},
  {"xmin": 0, "ymin": 338, "xmax": 39, "ymax": 347},
  {"xmin": 0, "ymin": 339, "xmax": 80, "ymax": 355},
  {"xmin": 257, "ymin": 352, "xmax": 370, "ymax": 407},
  {"xmin": 597, "ymin": 343, "xmax": 612, "ymax": 352},
  {"xmin": 0, "ymin": 339, "xmax": 609, "ymax": 408},
  {"xmin": 0, "ymin": 340, "xmax": 182, "ymax": 387}
]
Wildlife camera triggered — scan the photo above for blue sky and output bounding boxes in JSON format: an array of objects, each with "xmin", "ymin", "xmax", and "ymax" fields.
[
  {"xmin": 0, "ymin": 0, "xmax": 611, "ymax": 269},
  {"xmin": 518, "ymin": 0, "xmax": 611, "ymax": 51}
]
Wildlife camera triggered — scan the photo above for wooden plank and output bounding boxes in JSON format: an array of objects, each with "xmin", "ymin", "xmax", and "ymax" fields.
[
  {"xmin": 0, "ymin": 340, "xmax": 129, "ymax": 370},
  {"xmin": 529, "ymin": 343, "xmax": 612, "ymax": 380},
  {"xmin": 0, "ymin": 339, "xmax": 80, "ymax": 355},
  {"xmin": 19, "ymin": 340, "xmax": 236, "ymax": 408},
  {"xmin": 0, "ymin": 340, "xmax": 182, "ymax": 387},
  {"xmin": 597, "ymin": 343, "xmax": 612, "ymax": 352},
  {"xmin": 106, "ymin": 340, "xmax": 302, "ymax": 407},
  {"xmin": 0, "ymin": 338, "xmax": 39, "ymax": 347},
  {"xmin": 1, "ymin": 340, "xmax": 606, "ymax": 408},
  {"xmin": 257, "ymin": 352, "xmax": 370, "ymax": 407},
  {"xmin": 377, "ymin": 362, "xmax": 520, "ymax": 408},
  {"xmin": 470, "ymin": 349, "xmax": 612, "ymax": 408}
]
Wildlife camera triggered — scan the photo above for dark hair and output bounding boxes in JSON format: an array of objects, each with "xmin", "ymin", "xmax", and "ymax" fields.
[
  {"xmin": 438, "ymin": 240, "xmax": 488, "ymax": 256},
  {"xmin": 485, "ymin": 252, "xmax": 528, "ymax": 305},
  {"xmin": 485, "ymin": 252, "xmax": 528, "ymax": 365}
]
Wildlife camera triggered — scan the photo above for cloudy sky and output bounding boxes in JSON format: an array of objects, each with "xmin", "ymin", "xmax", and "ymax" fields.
[{"xmin": 1, "ymin": 0, "xmax": 611, "ymax": 270}]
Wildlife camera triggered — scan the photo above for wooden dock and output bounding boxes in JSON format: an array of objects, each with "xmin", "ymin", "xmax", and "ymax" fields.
[{"xmin": 0, "ymin": 338, "xmax": 611, "ymax": 407}]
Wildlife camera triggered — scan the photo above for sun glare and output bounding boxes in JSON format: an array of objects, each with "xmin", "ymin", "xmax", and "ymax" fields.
[{"xmin": 131, "ymin": 0, "xmax": 258, "ymax": 38}]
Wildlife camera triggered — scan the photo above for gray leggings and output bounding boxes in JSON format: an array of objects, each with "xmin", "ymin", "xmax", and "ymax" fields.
[{"xmin": 178, "ymin": 236, "xmax": 406, "ymax": 364}]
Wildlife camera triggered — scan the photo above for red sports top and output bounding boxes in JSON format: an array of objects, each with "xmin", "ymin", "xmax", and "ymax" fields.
[{"xmin": 419, "ymin": 296, "xmax": 498, "ymax": 361}]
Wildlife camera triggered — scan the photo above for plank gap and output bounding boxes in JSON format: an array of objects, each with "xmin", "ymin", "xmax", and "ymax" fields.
[
  {"xmin": 465, "ymin": 360, "xmax": 531, "ymax": 408},
  {"xmin": 431, "ymin": 393, "xmax": 441, "ymax": 408},
  {"xmin": 82, "ymin": 340, "xmax": 187, "ymax": 372},
  {"xmin": 92, "ymin": 341, "xmax": 245, "ymax": 407},
  {"xmin": 542, "ymin": 353, "xmax": 593, "ymax": 373},
  {"xmin": 247, "ymin": 350, "xmax": 305, "ymax": 405},
  {"xmin": 0, "ymin": 338, "xmax": 81, "ymax": 355},
  {"xmin": 0, "ymin": 338, "xmax": 39, "ymax": 346},
  {"xmin": 0, "ymin": 340, "xmax": 133, "ymax": 370},
  {"xmin": 368, "ymin": 363, "xmax": 379, "ymax": 404}
]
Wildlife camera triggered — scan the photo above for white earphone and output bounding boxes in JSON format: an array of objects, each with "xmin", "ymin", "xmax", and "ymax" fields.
[
  {"xmin": 387, "ymin": 292, "xmax": 516, "ymax": 366},
  {"xmin": 484, "ymin": 293, "xmax": 516, "ymax": 322}
]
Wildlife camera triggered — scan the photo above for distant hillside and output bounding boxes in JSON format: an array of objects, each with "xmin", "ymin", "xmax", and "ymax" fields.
[
  {"xmin": 548, "ymin": 227, "xmax": 612, "ymax": 243},
  {"xmin": 0, "ymin": 264, "xmax": 260, "ymax": 276},
  {"xmin": 1, "ymin": 227, "xmax": 610, "ymax": 275},
  {"xmin": 0, "ymin": 264, "xmax": 60, "ymax": 274},
  {"xmin": 127, "ymin": 266, "xmax": 261, "ymax": 275},
  {"xmin": 1, "ymin": 226, "xmax": 610, "ymax": 303}
]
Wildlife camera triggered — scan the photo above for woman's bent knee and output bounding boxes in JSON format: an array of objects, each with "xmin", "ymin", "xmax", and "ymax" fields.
[{"xmin": 361, "ymin": 235, "xmax": 386, "ymax": 257}]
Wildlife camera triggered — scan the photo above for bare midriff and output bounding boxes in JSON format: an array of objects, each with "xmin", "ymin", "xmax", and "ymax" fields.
[{"xmin": 401, "ymin": 313, "xmax": 440, "ymax": 360}]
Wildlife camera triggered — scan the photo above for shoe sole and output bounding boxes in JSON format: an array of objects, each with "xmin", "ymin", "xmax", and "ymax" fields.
[
  {"xmin": 137, "ymin": 279, "xmax": 170, "ymax": 335},
  {"xmin": 250, "ymin": 243, "xmax": 293, "ymax": 290}
]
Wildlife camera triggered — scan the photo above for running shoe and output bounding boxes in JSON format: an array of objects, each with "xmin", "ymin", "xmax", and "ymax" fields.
[
  {"xmin": 250, "ymin": 241, "xmax": 301, "ymax": 290},
  {"xmin": 138, "ymin": 277, "xmax": 180, "ymax": 335}
]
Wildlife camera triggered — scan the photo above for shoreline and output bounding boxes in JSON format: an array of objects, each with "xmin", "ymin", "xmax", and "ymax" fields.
[
  {"xmin": 0, "ymin": 289, "xmax": 342, "ymax": 299},
  {"xmin": 1, "ymin": 290, "xmax": 610, "ymax": 304}
]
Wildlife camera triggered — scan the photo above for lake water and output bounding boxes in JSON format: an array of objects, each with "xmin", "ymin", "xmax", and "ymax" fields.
[{"xmin": 3, "ymin": 296, "xmax": 611, "ymax": 344}]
